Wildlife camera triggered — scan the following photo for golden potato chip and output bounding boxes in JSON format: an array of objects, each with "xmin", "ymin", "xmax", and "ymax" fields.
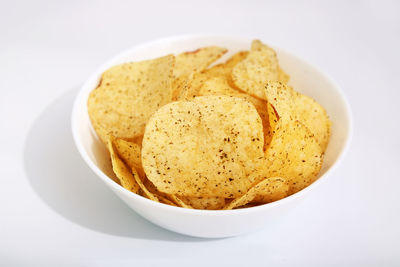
[
  {"xmin": 175, "ymin": 72, "xmax": 209, "ymax": 101},
  {"xmin": 142, "ymin": 95, "xmax": 265, "ymax": 198},
  {"xmin": 108, "ymin": 135, "xmax": 159, "ymax": 201},
  {"xmin": 113, "ymin": 138, "xmax": 144, "ymax": 178},
  {"xmin": 173, "ymin": 47, "xmax": 227, "ymax": 100},
  {"xmin": 203, "ymin": 51, "xmax": 249, "ymax": 79},
  {"xmin": 143, "ymin": 177, "xmax": 185, "ymax": 207},
  {"xmin": 224, "ymin": 177, "xmax": 288, "ymax": 209},
  {"xmin": 107, "ymin": 135, "xmax": 140, "ymax": 193},
  {"xmin": 198, "ymin": 76, "xmax": 238, "ymax": 96},
  {"xmin": 294, "ymin": 92, "xmax": 331, "ymax": 151},
  {"xmin": 174, "ymin": 46, "xmax": 227, "ymax": 77},
  {"xmin": 225, "ymin": 51, "xmax": 249, "ymax": 69},
  {"xmin": 197, "ymin": 76, "xmax": 270, "ymax": 150},
  {"xmin": 265, "ymin": 120, "xmax": 323, "ymax": 195},
  {"xmin": 265, "ymin": 82, "xmax": 331, "ymax": 151},
  {"xmin": 169, "ymin": 195, "xmax": 193, "ymax": 209},
  {"xmin": 133, "ymin": 171, "xmax": 159, "ymax": 202},
  {"xmin": 180, "ymin": 196, "xmax": 225, "ymax": 210},
  {"xmin": 264, "ymin": 81, "xmax": 296, "ymax": 121},
  {"xmin": 252, "ymin": 178, "xmax": 289, "ymax": 203},
  {"xmin": 232, "ymin": 40, "xmax": 279, "ymax": 100},
  {"xmin": 157, "ymin": 195, "xmax": 177, "ymax": 206},
  {"xmin": 88, "ymin": 55, "xmax": 175, "ymax": 142}
]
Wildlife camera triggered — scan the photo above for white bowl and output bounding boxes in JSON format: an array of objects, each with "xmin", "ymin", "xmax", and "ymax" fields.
[{"xmin": 71, "ymin": 35, "xmax": 352, "ymax": 238}]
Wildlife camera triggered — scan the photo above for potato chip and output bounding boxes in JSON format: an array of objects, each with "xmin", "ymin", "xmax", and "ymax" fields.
[
  {"xmin": 175, "ymin": 72, "xmax": 209, "ymax": 101},
  {"xmin": 142, "ymin": 95, "xmax": 265, "ymax": 198},
  {"xmin": 180, "ymin": 196, "xmax": 225, "ymax": 210},
  {"xmin": 264, "ymin": 81, "xmax": 296, "ymax": 121},
  {"xmin": 113, "ymin": 138, "xmax": 144, "ymax": 178},
  {"xmin": 133, "ymin": 171, "xmax": 160, "ymax": 202},
  {"xmin": 197, "ymin": 76, "xmax": 238, "ymax": 96},
  {"xmin": 197, "ymin": 76, "xmax": 271, "ymax": 150},
  {"xmin": 203, "ymin": 51, "xmax": 249, "ymax": 79},
  {"xmin": 107, "ymin": 135, "xmax": 140, "ymax": 193},
  {"xmin": 169, "ymin": 195, "xmax": 193, "ymax": 209},
  {"xmin": 158, "ymin": 195, "xmax": 178, "ymax": 206},
  {"xmin": 88, "ymin": 55, "xmax": 175, "ymax": 142},
  {"xmin": 265, "ymin": 120, "xmax": 323, "ymax": 195},
  {"xmin": 224, "ymin": 177, "xmax": 288, "ymax": 209},
  {"xmin": 142, "ymin": 177, "xmax": 185, "ymax": 207},
  {"xmin": 232, "ymin": 40, "xmax": 280, "ymax": 100},
  {"xmin": 294, "ymin": 92, "xmax": 331, "ymax": 151},
  {"xmin": 265, "ymin": 82, "xmax": 331, "ymax": 151},
  {"xmin": 174, "ymin": 46, "xmax": 227, "ymax": 77},
  {"xmin": 108, "ymin": 135, "xmax": 161, "ymax": 201}
]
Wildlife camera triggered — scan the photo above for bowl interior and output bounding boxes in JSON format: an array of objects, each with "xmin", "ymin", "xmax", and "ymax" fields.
[{"xmin": 72, "ymin": 35, "xmax": 351, "ymax": 206}]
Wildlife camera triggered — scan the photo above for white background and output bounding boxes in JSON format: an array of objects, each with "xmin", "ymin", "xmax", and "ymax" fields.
[{"xmin": 1, "ymin": 0, "xmax": 399, "ymax": 266}]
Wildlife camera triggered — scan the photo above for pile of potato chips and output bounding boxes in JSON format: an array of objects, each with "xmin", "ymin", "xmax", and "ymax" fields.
[{"xmin": 88, "ymin": 40, "xmax": 331, "ymax": 210}]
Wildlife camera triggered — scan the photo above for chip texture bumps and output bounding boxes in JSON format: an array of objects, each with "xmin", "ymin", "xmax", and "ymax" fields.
[
  {"xmin": 88, "ymin": 55, "xmax": 175, "ymax": 141},
  {"xmin": 232, "ymin": 40, "xmax": 279, "ymax": 100},
  {"xmin": 141, "ymin": 95, "xmax": 265, "ymax": 198}
]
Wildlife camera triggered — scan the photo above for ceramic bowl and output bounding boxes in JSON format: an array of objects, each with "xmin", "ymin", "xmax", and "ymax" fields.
[{"xmin": 71, "ymin": 35, "xmax": 352, "ymax": 238}]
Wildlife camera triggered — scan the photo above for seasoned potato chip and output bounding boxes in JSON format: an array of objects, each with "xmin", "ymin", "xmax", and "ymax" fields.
[
  {"xmin": 88, "ymin": 55, "xmax": 175, "ymax": 142},
  {"xmin": 265, "ymin": 120, "xmax": 323, "ymax": 194},
  {"xmin": 133, "ymin": 172, "xmax": 159, "ymax": 202},
  {"xmin": 173, "ymin": 47, "xmax": 227, "ymax": 99},
  {"xmin": 142, "ymin": 177, "xmax": 186, "ymax": 207},
  {"xmin": 294, "ymin": 92, "xmax": 331, "ymax": 151},
  {"xmin": 225, "ymin": 51, "xmax": 249, "ymax": 69},
  {"xmin": 198, "ymin": 76, "xmax": 270, "ymax": 150},
  {"xmin": 113, "ymin": 138, "xmax": 144, "ymax": 178},
  {"xmin": 175, "ymin": 72, "xmax": 209, "ymax": 101},
  {"xmin": 158, "ymin": 196, "xmax": 177, "ymax": 206},
  {"xmin": 198, "ymin": 76, "xmax": 238, "ymax": 96},
  {"xmin": 180, "ymin": 196, "xmax": 225, "ymax": 210},
  {"xmin": 107, "ymin": 135, "xmax": 140, "ymax": 193},
  {"xmin": 142, "ymin": 95, "xmax": 265, "ymax": 198},
  {"xmin": 169, "ymin": 195, "xmax": 193, "ymax": 209},
  {"xmin": 224, "ymin": 177, "xmax": 288, "ymax": 209},
  {"xmin": 232, "ymin": 40, "xmax": 279, "ymax": 100},
  {"xmin": 204, "ymin": 51, "xmax": 249, "ymax": 79},
  {"xmin": 174, "ymin": 46, "xmax": 227, "ymax": 77},
  {"xmin": 264, "ymin": 81, "xmax": 296, "ymax": 121},
  {"xmin": 108, "ymin": 135, "xmax": 159, "ymax": 201},
  {"xmin": 265, "ymin": 82, "xmax": 331, "ymax": 151}
]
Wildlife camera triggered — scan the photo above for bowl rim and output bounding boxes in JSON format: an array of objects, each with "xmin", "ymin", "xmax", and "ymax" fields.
[{"xmin": 71, "ymin": 34, "xmax": 353, "ymax": 216}]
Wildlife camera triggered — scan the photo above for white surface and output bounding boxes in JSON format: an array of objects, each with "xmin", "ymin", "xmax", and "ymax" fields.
[
  {"xmin": 72, "ymin": 35, "xmax": 352, "ymax": 238},
  {"xmin": 1, "ymin": 0, "xmax": 399, "ymax": 265}
]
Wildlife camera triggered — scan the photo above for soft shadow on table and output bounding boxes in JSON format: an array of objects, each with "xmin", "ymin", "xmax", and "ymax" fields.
[{"xmin": 23, "ymin": 88, "xmax": 210, "ymax": 242}]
